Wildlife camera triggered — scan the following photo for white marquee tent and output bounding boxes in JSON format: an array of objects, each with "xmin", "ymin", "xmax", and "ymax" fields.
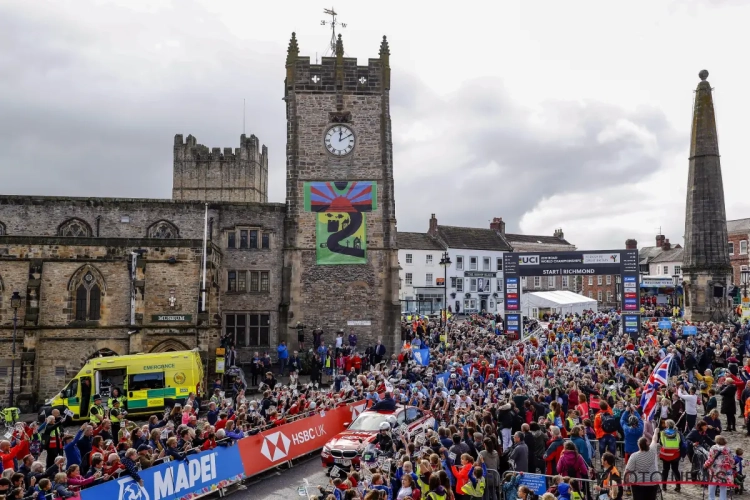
[{"xmin": 520, "ymin": 290, "xmax": 598, "ymax": 318}]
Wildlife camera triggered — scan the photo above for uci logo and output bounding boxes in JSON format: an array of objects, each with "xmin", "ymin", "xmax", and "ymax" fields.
[{"xmin": 519, "ymin": 255, "xmax": 540, "ymax": 265}]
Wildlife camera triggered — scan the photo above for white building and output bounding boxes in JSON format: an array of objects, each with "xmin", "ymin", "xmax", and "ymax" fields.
[
  {"xmin": 396, "ymin": 232, "xmax": 447, "ymax": 313},
  {"xmin": 398, "ymin": 214, "xmax": 578, "ymax": 315}
]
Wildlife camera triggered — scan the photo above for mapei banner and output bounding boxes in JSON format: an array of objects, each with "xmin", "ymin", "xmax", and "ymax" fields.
[
  {"xmin": 80, "ymin": 446, "xmax": 244, "ymax": 500},
  {"xmin": 79, "ymin": 401, "xmax": 365, "ymax": 500}
]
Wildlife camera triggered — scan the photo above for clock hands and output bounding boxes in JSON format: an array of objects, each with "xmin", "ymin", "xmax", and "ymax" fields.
[{"xmin": 341, "ymin": 133, "xmax": 353, "ymax": 140}]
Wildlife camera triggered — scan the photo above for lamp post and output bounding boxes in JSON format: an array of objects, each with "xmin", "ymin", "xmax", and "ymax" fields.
[
  {"xmin": 439, "ymin": 251, "xmax": 451, "ymax": 328},
  {"xmin": 672, "ymin": 273, "xmax": 680, "ymax": 316},
  {"xmin": 9, "ymin": 291, "xmax": 21, "ymax": 407}
]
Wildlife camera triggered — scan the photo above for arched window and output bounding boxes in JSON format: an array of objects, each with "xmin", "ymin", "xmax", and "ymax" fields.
[
  {"xmin": 58, "ymin": 218, "xmax": 92, "ymax": 237},
  {"xmin": 147, "ymin": 220, "xmax": 179, "ymax": 239},
  {"xmin": 68, "ymin": 265, "xmax": 105, "ymax": 322}
]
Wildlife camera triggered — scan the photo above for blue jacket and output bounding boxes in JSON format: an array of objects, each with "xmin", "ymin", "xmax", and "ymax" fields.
[
  {"xmin": 570, "ymin": 436, "xmax": 591, "ymax": 466},
  {"xmin": 277, "ymin": 345, "xmax": 289, "ymax": 360},
  {"xmin": 620, "ymin": 411, "xmax": 643, "ymax": 454},
  {"xmin": 64, "ymin": 429, "xmax": 84, "ymax": 466}
]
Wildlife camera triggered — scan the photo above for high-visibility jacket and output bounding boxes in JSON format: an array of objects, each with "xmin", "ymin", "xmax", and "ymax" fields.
[
  {"xmin": 659, "ymin": 432, "xmax": 680, "ymax": 461},
  {"xmin": 109, "ymin": 408, "xmax": 121, "ymax": 424},
  {"xmin": 89, "ymin": 405, "xmax": 105, "ymax": 424},
  {"xmin": 461, "ymin": 477, "xmax": 486, "ymax": 498}
]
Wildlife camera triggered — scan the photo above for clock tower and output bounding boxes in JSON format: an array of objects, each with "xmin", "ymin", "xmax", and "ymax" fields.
[{"xmin": 281, "ymin": 33, "xmax": 401, "ymax": 354}]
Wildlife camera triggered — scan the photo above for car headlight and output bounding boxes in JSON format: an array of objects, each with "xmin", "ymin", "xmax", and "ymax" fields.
[{"xmin": 322, "ymin": 445, "xmax": 331, "ymax": 454}]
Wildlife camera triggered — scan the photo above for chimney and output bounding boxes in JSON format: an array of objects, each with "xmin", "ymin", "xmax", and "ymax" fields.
[
  {"xmin": 656, "ymin": 234, "xmax": 665, "ymax": 247},
  {"xmin": 662, "ymin": 238, "xmax": 671, "ymax": 251},
  {"xmin": 490, "ymin": 217, "xmax": 506, "ymax": 235},
  {"xmin": 553, "ymin": 228, "xmax": 564, "ymax": 239},
  {"xmin": 428, "ymin": 213, "xmax": 438, "ymax": 237},
  {"xmin": 625, "ymin": 238, "xmax": 638, "ymax": 250}
]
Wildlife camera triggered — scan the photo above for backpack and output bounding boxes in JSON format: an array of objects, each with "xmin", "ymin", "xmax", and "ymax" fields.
[{"xmin": 600, "ymin": 413, "xmax": 618, "ymax": 434}]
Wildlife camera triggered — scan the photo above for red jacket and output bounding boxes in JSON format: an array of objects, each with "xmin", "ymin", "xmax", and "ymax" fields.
[{"xmin": 0, "ymin": 440, "xmax": 28, "ymax": 471}]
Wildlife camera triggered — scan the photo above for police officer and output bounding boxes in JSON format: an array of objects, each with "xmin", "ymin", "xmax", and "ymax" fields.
[
  {"xmin": 108, "ymin": 387, "xmax": 126, "ymax": 410},
  {"xmin": 109, "ymin": 399, "xmax": 124, "ymax": 437},
  {"xmin": 89, "ymin": 394, "xmax": 105, "ymax": 426}
]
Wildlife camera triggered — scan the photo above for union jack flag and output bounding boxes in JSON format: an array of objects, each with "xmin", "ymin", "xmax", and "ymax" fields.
[{"xmin": 640, "ymin": 354, "xmax": 673, "ymax": 420}]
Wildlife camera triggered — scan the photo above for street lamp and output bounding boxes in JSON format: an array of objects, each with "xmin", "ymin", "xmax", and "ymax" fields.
[
  {"xmin": 439, "ymin": 251, "xmax": 451, "ymax": 327},
  {"xmin": 741, "ymin": 269, "xmax": 750, "ymax": 297},
  {"xmin": 9, "ymin": 291, "xmax": 21, "ymax": 407}
]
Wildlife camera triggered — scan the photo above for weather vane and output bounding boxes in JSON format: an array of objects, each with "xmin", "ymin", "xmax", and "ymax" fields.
[{"xmin": 320, "ymin": 7, "xmax": 347, "ymax": 56}]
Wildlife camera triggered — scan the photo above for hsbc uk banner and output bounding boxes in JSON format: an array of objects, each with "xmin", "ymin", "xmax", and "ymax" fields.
[
  {"xmin": 238, "ymin": 400, "xmax": 358, "ymax": 477},
  {"xmin": 79, "ymin": 401, "xmax": 365, "ymax": 500},
  {"xmin": 80, "ymin": 446, "xmax": 245, "ymax": 500}
]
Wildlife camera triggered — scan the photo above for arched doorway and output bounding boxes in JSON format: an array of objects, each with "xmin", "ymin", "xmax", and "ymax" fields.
[{"xmin": 150, "ymin": 339, "xmax": 190, "ymax": 353}]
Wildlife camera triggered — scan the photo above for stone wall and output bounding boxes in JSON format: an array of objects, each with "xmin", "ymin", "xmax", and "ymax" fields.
[
  {"xmin": 173, "ymin": 134, "xmax": 268, "ymax": 203},
  {"xmin": 0, "ymin": 195, "xmax": 286, "ymax": 405},
  {"xmin": 282, "ymin": 42, "xmax": 400, "ymax": 355}
]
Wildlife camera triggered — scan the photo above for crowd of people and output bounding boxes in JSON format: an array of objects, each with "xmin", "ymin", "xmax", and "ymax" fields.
[
  {"xmin": 0, "ymin": 307, "xmax": 748, "ymax": 500},
  {"xmin": 306, "ymin": 309, "xmax": 750, "ymax": 500}
]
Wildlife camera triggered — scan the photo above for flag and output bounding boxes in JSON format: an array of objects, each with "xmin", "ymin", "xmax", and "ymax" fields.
[
  {"xmin": 414, "ymin": 348, "xmax": 430, "ymax": 366},
  {"xmin": 640, "ymin": 354, "xmax": 673, "ymax": 420}
]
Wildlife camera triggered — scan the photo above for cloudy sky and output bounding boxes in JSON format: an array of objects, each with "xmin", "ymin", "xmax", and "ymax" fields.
[{"xmin": 1, "ymin": 0, "xmax": 749, "ymax": 250}]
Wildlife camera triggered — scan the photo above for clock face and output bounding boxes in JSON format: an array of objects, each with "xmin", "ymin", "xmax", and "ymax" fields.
[{"xmin": 324, "ymin": 125, "xmax": 355, "ymax": 156}]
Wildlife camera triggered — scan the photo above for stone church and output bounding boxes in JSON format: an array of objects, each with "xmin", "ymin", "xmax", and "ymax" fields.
[{"xmin": 0, "ymin": 33, "xmax": 400, "ymax": 407}]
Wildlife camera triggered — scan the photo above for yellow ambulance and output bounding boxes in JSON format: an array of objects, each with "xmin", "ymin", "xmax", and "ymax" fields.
[{"xmin": 38, "ymin": 349, "xmax": 205, "ymax": 422}]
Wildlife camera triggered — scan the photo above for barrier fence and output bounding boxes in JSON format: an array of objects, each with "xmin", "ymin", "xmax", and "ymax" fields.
[{"xmin": 79, "ymin": 399, "xmax": 366, "ymax": 500}]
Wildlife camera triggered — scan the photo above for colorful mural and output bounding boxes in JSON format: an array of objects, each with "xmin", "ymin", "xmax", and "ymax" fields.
[{"xmin": 304, "ymin": 181, "xmax": 377, "ymax": 265}]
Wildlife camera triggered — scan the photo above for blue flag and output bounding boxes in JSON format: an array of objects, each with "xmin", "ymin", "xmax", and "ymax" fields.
[{"xmin": 414, "ymin": 348, "xmax": 430, "ymax": 366}]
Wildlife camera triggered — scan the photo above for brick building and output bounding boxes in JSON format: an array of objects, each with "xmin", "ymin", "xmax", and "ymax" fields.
[{"xmin": 0, "ymin": 34, "xmax": 399, "ymax": 407}]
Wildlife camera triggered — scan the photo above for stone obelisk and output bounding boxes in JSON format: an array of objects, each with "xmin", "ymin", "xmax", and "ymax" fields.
[{"xmin": 682, "ymin": 70, "xmax": 733, "ymax": 322}]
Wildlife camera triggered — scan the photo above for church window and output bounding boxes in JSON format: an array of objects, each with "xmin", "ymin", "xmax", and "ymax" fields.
[
  {"xmin": 239, "ymin": 230, "xmax": 248, "ymax": 249},
  {"xmin": 249, "ymin": 230, "xmax": 258, "ymax": 249},
  {"xmin": 227, "ymin": 271, "xmax": 237, "ymax": 292},
  {"xmin": 260, "ymin": 272, "xmax": 269, "ymax": 292},
  {"xmin": 227, "ymin": 232, "xmax": 236, "ymax": 248},
  {"xmin": 147, "ymin": 220, "xmax": 179, "ymax": 239},
  {"xmin": 59, "ymin": 218, "xmax": 92, "ymax": 237},
  {"xmin": 69, "ymin": 266, "xmax": 104, "ymax": 322},
  {"xmin": 261, "ymin": 233, "xmax": 270, "ymax": 249}
]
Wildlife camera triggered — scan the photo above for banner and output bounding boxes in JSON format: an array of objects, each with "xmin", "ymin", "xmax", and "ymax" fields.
[
  {"xmin": 238, "ymin": 400, "xmax": 362, "ymax": 477},
  {"xmin": 80, "ymin": 445, "xmax": 245, "ymax": 500},
  {"xmin": 303, "ymin": 181, "xmax": 377, "ymax": 265},
  {"xmin": 657, "ymin": 318, "xmax": 672, "ymax": 330},
  {"xmin": 683, "ymin": 325, "xmax": 697, "ymax": 335}
]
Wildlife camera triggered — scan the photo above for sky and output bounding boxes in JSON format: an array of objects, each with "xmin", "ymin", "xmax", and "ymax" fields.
[{"xmin": 1, "ymin": 0, "xmax": 749, "ymax": 251}]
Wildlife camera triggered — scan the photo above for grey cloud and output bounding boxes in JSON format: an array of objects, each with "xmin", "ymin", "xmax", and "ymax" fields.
[
  {"xmin": 0, "ymin": 2, "xmax": 683, "ymax": 247},
  {"xmin": 391, "ymin": 76, "xmax": 683, "ymax": 234}
]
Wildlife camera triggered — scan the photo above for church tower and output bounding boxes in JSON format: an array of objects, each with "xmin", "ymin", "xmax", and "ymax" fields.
[
  {"xmin": 281, "ymin": 33, "xmax": 400, "ymax": 353},
  {"xmin": 682, "ymin": 70, "xmax": 733, "ymax": 321}
]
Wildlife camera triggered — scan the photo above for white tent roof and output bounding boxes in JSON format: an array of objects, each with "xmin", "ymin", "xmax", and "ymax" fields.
[{"xmin": 523, "ymin": 290, "xmax": 597, "ymax": 308}]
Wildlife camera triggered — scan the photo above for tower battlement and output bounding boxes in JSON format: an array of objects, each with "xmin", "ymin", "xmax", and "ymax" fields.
[
  {"xmin": 285, "ymin": 33, "xmax": 390, "ymax": 95},
  {"xmin": 172, "ymin": 134, "xmax": 268, "ymax": 203}
]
